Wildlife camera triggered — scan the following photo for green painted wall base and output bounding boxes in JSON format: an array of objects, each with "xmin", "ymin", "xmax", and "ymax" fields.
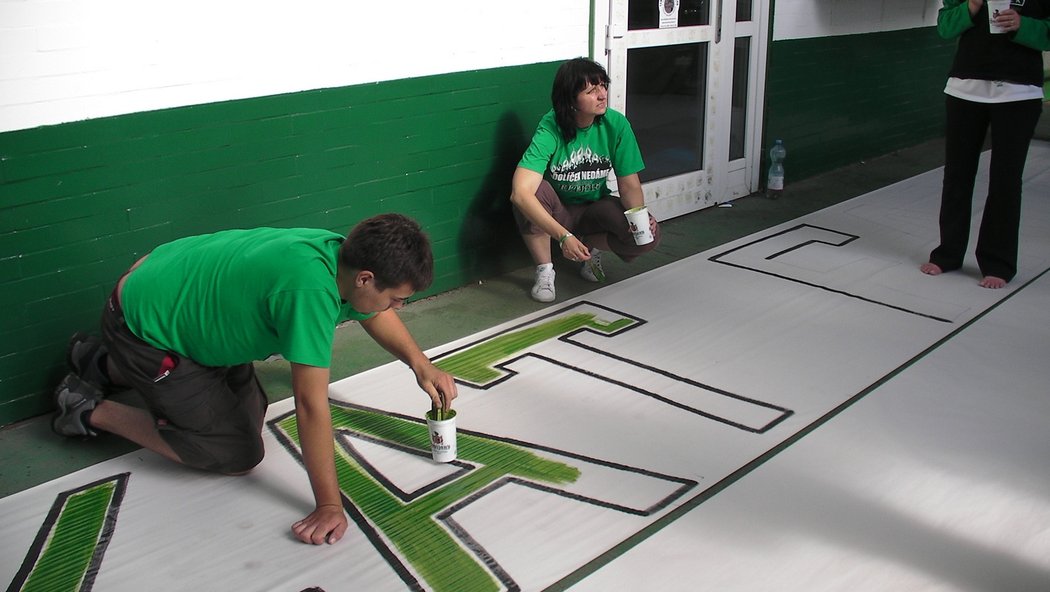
[
  {"xmin": 764, "ymin": 28, "xmax": 957, "ymax": 182},
  {"xmin": 0, "ymin": 62, "xmax": 559, "ymax": 425}
]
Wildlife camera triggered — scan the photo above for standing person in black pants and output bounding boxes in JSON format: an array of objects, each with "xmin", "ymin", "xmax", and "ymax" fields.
[{"xmin": 921, "ymin": 0, "xmax": 1049, "ymax": 289}]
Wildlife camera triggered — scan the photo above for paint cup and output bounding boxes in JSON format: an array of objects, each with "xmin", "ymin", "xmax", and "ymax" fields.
[
  {"xmin": 425, "ymin": 409, "xmax": 457, "ymax": 462},
  {"xmin": 988, "ymin": 0, "xmax": 1011, "ymax": 34},
  {"xmin": 624, "ymin": 206, "xmax": 654, "ymax": 245}
]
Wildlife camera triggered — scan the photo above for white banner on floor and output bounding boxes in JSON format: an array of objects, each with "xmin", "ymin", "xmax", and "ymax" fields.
[{"xmin": 4, "ymin": 144, "xmax": 1049, "ymax": 591}]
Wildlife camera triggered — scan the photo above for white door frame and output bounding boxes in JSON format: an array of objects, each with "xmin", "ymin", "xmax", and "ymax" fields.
[{"xmin": 592, "ymin": 0, "xmax": 770, "ymax": 221}]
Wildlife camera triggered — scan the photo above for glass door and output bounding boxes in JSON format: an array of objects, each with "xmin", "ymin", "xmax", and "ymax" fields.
[{"xmin": 596, "ymin": 0, "xmax": 769, "ymax": 221}]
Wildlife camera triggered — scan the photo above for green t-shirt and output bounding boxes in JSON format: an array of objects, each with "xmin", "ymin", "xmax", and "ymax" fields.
[
  {"xmin": 122, "ymin": 227, "xmax": 373, "ymax": 368},
  {"xmin": 517, "ymin": 108, "xmax": 644, "ymax": 204}
]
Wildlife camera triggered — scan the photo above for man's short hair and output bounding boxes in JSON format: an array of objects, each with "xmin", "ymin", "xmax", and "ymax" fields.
[{"xmin": 339, "ymin": 213, "xmax": 433, "ymax": 291}]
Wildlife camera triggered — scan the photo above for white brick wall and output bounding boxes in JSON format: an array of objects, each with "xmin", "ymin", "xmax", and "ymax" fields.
[
  {"xmin": 773, "ymin": 0, "xmax": 941, "ymax": 41},
  {"xmin": 1, "ymin": 0, "xmax": 954, "ymax": 134},
  {"xmin": 0, "ymin": 0, "xmax": 590, "ymax": 133}
]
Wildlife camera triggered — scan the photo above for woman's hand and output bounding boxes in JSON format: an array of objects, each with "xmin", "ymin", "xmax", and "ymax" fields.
[{"xmin": 560, "ymin": 234, "xmax": 591, "ymax": 262}]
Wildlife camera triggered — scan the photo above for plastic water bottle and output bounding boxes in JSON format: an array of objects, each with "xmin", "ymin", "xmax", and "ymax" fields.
[{"xmin": 767, "ymin": 139, "xmax": 786, "ymax": 199}]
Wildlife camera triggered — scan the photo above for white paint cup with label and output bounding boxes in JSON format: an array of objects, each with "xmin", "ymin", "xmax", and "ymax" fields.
[
  {"xmin": 425, "ymin": 409, "xmax": 457, "ymax": 462},
  {"xmin": 624, "ymin": 206, "xmax": 654, "ymax": 245},
  {"xmin": 988, "ymin": 0, "xmax": 1011, "ymax": 34}
]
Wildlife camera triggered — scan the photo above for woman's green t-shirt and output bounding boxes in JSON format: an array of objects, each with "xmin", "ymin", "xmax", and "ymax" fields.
[{"xmin": 517, "ymin": 108, "xmax": 644, "ymax": 204}]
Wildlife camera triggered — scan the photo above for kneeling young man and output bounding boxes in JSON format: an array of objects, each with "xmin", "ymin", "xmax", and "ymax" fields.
[{"xmin": 53, "ymin": 213, "xmax": 457, "ymax": 545}]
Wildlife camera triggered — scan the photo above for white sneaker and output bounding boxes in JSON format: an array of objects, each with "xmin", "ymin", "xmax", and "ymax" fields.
[
  {"xmin": 580, "ymin": 249, "xmax": 605, "ymax": 282},
  {"xmin": 531, "ymin": 264, "xmax": 556, "ymax": 302}
]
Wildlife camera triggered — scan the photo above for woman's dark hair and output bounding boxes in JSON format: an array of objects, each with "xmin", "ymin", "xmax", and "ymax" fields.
[
  {"xmin": 339, "ymin": 213, "xmax": 433, "ymax": 291},
  {"xmin": 551, "ymin": 57, "xmax": 611, "ymax": 143}
]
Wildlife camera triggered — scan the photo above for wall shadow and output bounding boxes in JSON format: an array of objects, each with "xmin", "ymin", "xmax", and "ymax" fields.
[{"xmin": 457, "ymin": 111, "xmax": 532, "ymax": 282}]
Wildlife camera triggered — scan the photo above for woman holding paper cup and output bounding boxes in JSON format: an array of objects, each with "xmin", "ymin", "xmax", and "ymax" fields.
[
  {"xmin": 920, "ymin": 0, "xmax": 1049, "ymax": 289},
  {"xmin": 510, "ymin": 57, "xmax": 661, "ymax": 303}
]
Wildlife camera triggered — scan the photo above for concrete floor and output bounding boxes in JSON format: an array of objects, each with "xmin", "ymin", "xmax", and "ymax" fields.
[{"xmin": 2, "ymin": 103, "xmax": 1046, "ymax": 498}]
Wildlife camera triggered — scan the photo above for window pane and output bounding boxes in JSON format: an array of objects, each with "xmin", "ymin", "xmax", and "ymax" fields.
[
  {"xmin": 628, "ymin": 0, "xmax": 710, "ymax": 30},
  {"xmin": 736, "ymin": 0, "xmax": 752, "ymax": 22},
  {"xmin": 626, "ymin": 43, "xmax": 708, "ymax": 182},
  {"xmin": 729, "ymin": 36, "xmax": 750, "ymax": 160}
]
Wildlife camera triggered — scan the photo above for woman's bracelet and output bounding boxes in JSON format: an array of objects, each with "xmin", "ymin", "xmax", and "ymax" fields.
[{"xmin": 558, "ymin": 232, "xmax": 573, "ymax": 246}]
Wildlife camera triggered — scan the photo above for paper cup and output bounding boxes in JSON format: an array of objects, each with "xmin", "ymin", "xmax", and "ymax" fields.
[
  {"xmin": 988, "ymin": 0, "xmax": 1010, "ymax": 34},
  {"xmin": 624, "ymin": 206, "xmax": 654, "ymax": 245},
  {"xmin": 425, "ymin": 409, "xmax": 457, "ymax": 462}
]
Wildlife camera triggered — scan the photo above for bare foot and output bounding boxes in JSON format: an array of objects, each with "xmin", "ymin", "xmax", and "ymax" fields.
[
  {"xmin": 979, "ymin": 276, "xmax": 1007, "ymax": 289},
  {"xmin": 919, "ymin": 262, "xmax": 943, "ymax": 276}
]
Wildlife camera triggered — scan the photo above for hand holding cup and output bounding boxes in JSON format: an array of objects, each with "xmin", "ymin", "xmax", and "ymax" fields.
[
  {"xmin": 624, "ymin": 206, "xmax": 655, "ymax": 245},
  {"xmin": 987, "ymin": 0, "xmax": 1014, "ymax": 34}
]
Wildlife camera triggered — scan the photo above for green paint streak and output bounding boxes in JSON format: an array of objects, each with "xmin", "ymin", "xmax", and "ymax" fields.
[
  {"xmin": 20, "ymin": 482, "xmax": 116, "ymax": 592},
  {"xmin": 434, "ymin": 312, "xmax": 636, "ymax": 384},
  {"xmin": 277, "ymin": 406, "xmax": 579, "ymax": 592}
]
